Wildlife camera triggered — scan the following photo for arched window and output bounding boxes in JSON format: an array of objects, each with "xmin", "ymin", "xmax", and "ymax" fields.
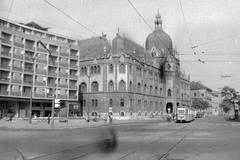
[
  {"xmin": 138, "ymin": 83, "xmax": 141, "ymax": 93},
  {"xmin": 129, "ymin": 65, "xmax": 132, "ymax": 74},
  {"xmin": 109, "ymin": 99, "xmax": 113, "ymax": 107},
  {"xmin": 109, "ymin": 64, "xmax": 114, "ymax": 73},
  {"xmin": 120, "ymin": 99, "xmax": 124, "ymax": 107},
  {"xmin": 119, "ymin": 80, "xmax": 126, "ymax": 91},
  {"xmin": 94, "ymin": 66, "xmax": 97, "ymax": 73},
  {"xmin": 144, "ymin": 84, "xmax": 147, "ymax": 94},
  {"xmin": 95, "ymin": 99, "xmax": 98, "ymax": 107},
  {"xmin": 182, "ymin": 93, "xmax": 184, "ymax": 99},
  {"xmin": 90, "ymin": 66, "xmax": 94, "ymax": 74},
  {"xmin": 91, "ymin": 82, "xmax": 98, "ymax": 91},
  {"xmin": 97, "ymin": 66, "xmax": 100, "ymax": 74},
  {"xmin": 160, "ymin": 88, "xmax": 162, "ymax": 96},
  {"xmin": 119, "ymin": 64, "xmax": 125, "ymax": 73},
  {"xmin": 168, "ymin": 89, "xmax": 172, "ymax": 96},
  {"xmin": 92, "ymin": 99, "xmax": 94, "ymax": 107},
  {"xmin": 80, "ymin": 83, "xmax": 87, "ymax": 92},
  {"xmin": 120, "ymin": 111, "xmax": 124, "ymax": 116},
  {"xmin": 129, "ymin": 81, "xmax": 132, "ymax": 91},
  {"xmin": 92, "ymin": 112, "xmax": 97, "ymax": 116},
  {"xmin": 177, "ymin": 89, "xmax": 179, "ymax": 97},
  {"xmin": 83, "ymin": 100, "xmax": 86, "ymax": 107},
  {"xmin": 155, "ymin": 87, "xmax": 158, "ymax": 96},
  {"xmin": 84, "ymin": 67, "xmax": 87, "ymax": 75},
  {"xmin": 108, "ymin": 81, "xmax": 114, "ymax": 91},
  {"xmin": 150, "ymin": 85, "xmax": 153, "ymax": 95}
]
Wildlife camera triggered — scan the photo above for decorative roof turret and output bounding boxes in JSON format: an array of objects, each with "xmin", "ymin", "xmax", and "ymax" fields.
[{"xmin": 155, "ymin": 9, "xmax": 162, "ymax": 31}]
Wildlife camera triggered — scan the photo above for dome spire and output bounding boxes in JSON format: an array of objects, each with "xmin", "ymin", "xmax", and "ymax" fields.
[{"xmin": 155, "ymin": 9, "xmax": 162, "ymax": 31}]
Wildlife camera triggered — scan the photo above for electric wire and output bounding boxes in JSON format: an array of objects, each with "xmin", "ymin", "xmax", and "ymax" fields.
[
  {"xmin": 6, "ymin": 0, "xmax": 14, "ymax": 20},
  {"xmin": 179, "ymin": 0, "xmax": 204, "ymax": 63}
]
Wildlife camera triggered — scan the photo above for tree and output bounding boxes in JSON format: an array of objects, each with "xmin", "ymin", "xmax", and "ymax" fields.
[
  {"xmin": 221, "ymin": 86, "xmax": 239, "ymax": 119},
  {"xmin": 192, "ymin": 98, "xmax": 211, "ymax": 111},
  {"xmin": 219, "ymin": 99, "xmax": 232, "ymax": 113}
]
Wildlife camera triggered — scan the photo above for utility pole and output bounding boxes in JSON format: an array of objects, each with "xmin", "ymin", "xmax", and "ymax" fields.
[{"xmin": 38, "ymin": 41, "xmax": 55, "ymax": 128}]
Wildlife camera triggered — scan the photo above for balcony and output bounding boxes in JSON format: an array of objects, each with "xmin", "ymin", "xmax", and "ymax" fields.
[
  {"xmin": 23, "ymin": 80, "xmax": 32, "ymax": 85},
  {"xmin": 25, "ymin": 56, "xmax": 32, "ymax": 62},
  {"xmin": 12, "ymin": 66, "xmax": 23, "ymax": 72},
  {"xmin": 37, "ymin": 47, "xmax": 47, "ymax": 53},
  {"xmin": 48, "ymin": 72, "xmax": 57, "ymax": 76},
  {"xmin": 0, "ymin": 77, "xmax": 10, "ymax": 83},
  {"xmin": 69, "ymin": 95, "xmax": 77, "ymax": 99},
  {"xmin": 24, "ymin": 68, "xmax": 33, "ymax": 73},
  {"xmin": 35, "ymin": 81, "xmax": 46, "ymax": 86},
  {"xmin": 69, "ymin": 85, "xmax": 77, "ymax": 89},
  {"xmin": 50, "ymin": 51, "xmax": 58, "ymax": 56},
  {"xmin": 14, "ymin": 42, "xmax": 24, "ymax": 48},
  {"xmin": 60, "ymin": 52, "xmax": 69, "ymax": 57},
  {"xmin": 47, "ymin": 83, "xmax": 56, "ymax": 87},
  {"xmin": 36, "ymin": 59, "xmax": 47, "ymax": 64},
  {"xmin": 0, "ymin": 90, "xmax": 9, "ymax": 95},
  {"xmin": 47, "ymin": 93, "xmax": 53, "ymax": 98},
  {"xmin": 10, "ymin": 91, "xmax": 21, "ymax": 96},
  {"xmin": 0, "ymin": 64, "xmax": 10, "ymax": 70},
  {"xmin": 70, "ymin": 75, "xmax": 78, "ymax": 79},
  {"xmin": 1, "ymin": 51, "xmax": 11, "ymax": 57},
  {"xmin": 58, "ymin": 95, "xmax": 68, "ymax": 99},
  {"xmin": 13, "ymin": 54, "xmax": 23, "ymax": 60},
  {"xmin": 70, "ymin": 54, "xmax": 78, "ymax": 59},
  {"xmin": 25, "ymin": 45, "xmax": 35, "ymax": 51},
  {"xmin": 34, "ymin": 93, "xmax": 45, "ymax": 98},
  {"xmin": 23, "ymin": 92, "xmax": 31, "ymax": 97},
  {"xmin": 59, "ymin": 62, "xmax": 68, "ymax": 67},
  {"xmin": 35, "ymin": 70, "xmax": 46, "ymax": 75},
  {"xmin": 11, "ymin": 78, "xmax": 22, "ymax": 84},
  {"xmin": 58, "ymin": 84, "xmax": 68, "ymax": 88},
  {"xmin": 70, "ymin": 65, "xmax": 78, "ymax": 69},
  {"xmin": 1, "ymin": 39, "xmax": 12, "ymax": 45},
  {"xmin": 48, "ymin": 61, "xmax": 58, "ymax": 66},
  {"xmin": 59, "ymin": 73, "xmax": 68, "ymax": 78}
]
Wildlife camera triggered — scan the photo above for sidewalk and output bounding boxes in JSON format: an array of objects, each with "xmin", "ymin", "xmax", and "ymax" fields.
[{"xmin": 0, "ymin": 117, "xmax": 160, "ymax": 130}]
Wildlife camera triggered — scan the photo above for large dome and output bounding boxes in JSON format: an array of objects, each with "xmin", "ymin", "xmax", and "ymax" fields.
[{"xmin": 145, "ymin": 30, "xmax": 173, "ymax": 51}]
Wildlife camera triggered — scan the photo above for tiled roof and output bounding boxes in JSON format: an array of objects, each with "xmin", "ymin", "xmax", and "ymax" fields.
[
  {"xmin": 22, "ymin": 21, "xmax": 49, "ymax": 31},
  {"xmin": 190, "ymin": 81, "xmax": 212, "ymax": 91}
]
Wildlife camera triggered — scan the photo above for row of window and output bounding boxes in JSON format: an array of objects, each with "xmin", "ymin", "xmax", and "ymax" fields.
[{"xmin": 80, "ymin": 99, "xmax": 163, "ymax": 108}]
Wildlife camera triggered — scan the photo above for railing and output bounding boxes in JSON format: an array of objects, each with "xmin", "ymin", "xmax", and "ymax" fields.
[
  {"xmin": 69, "ymin": 85, "xmax": 77, "ymax": 89},
  {"xmin": 48, "ymin": 72, "xmax": 57, "ymax": 76},
  {"xmin": 70, "ymin": 75, "xmax": 78, "ymax": 79},
  {"xmin": 58, "ymin": 95, "xmax": 68, "ymax": 99},
  {"xmin": 48, "ymin": 61, "xmax": 58, "ymax": 66},
  {"xmin": 1, "ymin": 39, "xmax": 12, "ymax": 45},
  {"xmin": 23, "ymin": 92, "xmax": 31, "ymax": 97},
  {"xmin": 37, "ymin": 47, "xmax": 47, "ymax": 53},
  {"xmin": 0, "ymin": 64, "xmax": 10, "ymax": 69},
  {"xmin": 35, "ymin": 70, "xmax": 46, "ymax": 75},
  {"xmin": 0, "ymin": 77, "xmax": 10, "ymax": 82},
  {"xmin": 10, "ymin": 91, "xmax": 21, "ymax": 96},
  {"xmin": 34, "ymin": 93, "xmax": 45, "ymax": 98},
  {"xmin": 23, "ymin": 80, "xmax": 32, "ymax": 85},
  {"xmin": 24, "ymin": 56, "xmax": 32, "ymax": 62},
  {"xmin": 12, "ymin": 66, "xmax": 23, "ymax": 72},
  {"xmin": 36, "ymin": 59, "xmax": 47, "ymax": 64},
  {"xmin": 50, "ymin": 51, "xmax": 58, "ymax": 56},
  {"xmin": 47, "ymin": 93, "xmax": 53, "ymax": 98},
  {"xmin": 70, "ymin": 54, "xmax": 78, "ymax": 59},
  {"xmin": 59, "ymin": 62, "xmax": 68, "ymax": 67},
  {"xmin": 59, "ymin": 73, "xmax": 68, "ymax": 78},
  {"xmin": 35, "ymin": 81, "xmax": 46, "ymax": 86},
  {"xmin": 0, "ymin": 91, "xmax": 9, "ymax": 95},
  {"xmin": 58, "ymin": 84, "xmax": 68, "ymax": 88},
  {"xmin": 14, "ymin": 42, "xmax": 24, "ymax": 48},
  {"xmin": 13, "ymin": 54, "xmax": 23, "ymax": 60},
  {"xmin": 60, "ymin": 52, "xmax": 69, "ymax": 57},
  {"xmin": 24, "ymin": 68, "xmax": 33, "ymax": 73},
  {"xmin": 47, "ymin": 83, "xmax": 56, "ymax": 87},
  {"xmin": 1, "ymin": 51, "xmax": 11, "ymax": 57},
  {"xmin": 11, "ymin": 78, "xmax": 22, "ymax": 84},
  {"xmin": 69, "ymin": 95, "xmax": 77, "ymax": 99},
  {"xmin": 25, "ymin": 45, "xmax": 35, "ymax": 51},
  {"xmin": 70, "ymin": 65, "xmax": 78, "ymax": 69}
]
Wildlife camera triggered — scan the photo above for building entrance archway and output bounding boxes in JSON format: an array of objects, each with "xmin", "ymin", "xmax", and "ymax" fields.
[{"xmin": 166, "ymin": 102, "xmax": 173, "ymax": 113}]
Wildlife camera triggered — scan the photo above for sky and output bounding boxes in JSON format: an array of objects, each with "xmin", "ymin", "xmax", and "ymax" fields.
[{"xmin": 1, "ymin": 0, "xmax": 240, "ymax": 92}]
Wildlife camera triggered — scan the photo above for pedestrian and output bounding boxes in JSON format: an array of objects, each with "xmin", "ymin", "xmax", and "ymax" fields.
[
  {"xmin": 163, "ymin": 113, "xmax": 167, "ymax": 123},
  {"xmin": 172, "ymin": 112, "xmax": 175, "ymax": 121},
  {"xmin": 47, "ymin": 114, "xmax": 51, "ymax": 124}
]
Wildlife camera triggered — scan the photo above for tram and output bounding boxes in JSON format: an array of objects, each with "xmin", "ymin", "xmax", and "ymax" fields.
[{"xmin": 176, "ymin": 106, "xmax": 195, "ymax": 122}]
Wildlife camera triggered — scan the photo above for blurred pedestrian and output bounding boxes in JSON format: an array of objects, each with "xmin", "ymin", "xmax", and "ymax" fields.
[{"xmin": 47, "ymin": 114, "xmax": 51, "ymax": 124}]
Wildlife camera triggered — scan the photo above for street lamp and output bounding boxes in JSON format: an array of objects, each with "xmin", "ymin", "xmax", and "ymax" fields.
[
  {"xmin": 38, "ymin": 41, "xmax": 55, "ymax": 128},
  {"xmin": 84, "ymin": 73, "xmax": 95, "ymax": 121},
  {"xmin": 29, "ymin": 54, "xmax": 37, "ymax": 124}
]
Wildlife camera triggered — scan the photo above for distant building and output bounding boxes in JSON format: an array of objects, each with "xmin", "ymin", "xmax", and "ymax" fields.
[
  {"xmin": 190, "ymin": 81, "xmax": 212, "ymax": 113},
  {"xmin": 211, "ymin": 91, "xmax": 223, "ymax": 116},
  {"xmin": 0, "ymin": 12, "xmax": 190, "ymax": 119}
]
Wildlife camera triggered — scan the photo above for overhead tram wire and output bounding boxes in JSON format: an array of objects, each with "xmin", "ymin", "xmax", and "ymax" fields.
[
  {"xmin": 178, "ymin": 0, "xmax": 204, "ymax": 64},
  {"xmin": 0, "ymin": 9, "xmax": 92, "ymax": 37},
  {"xmin": 43, "ymin": 0, "xmax": 146, "ymax": 66},
  {"xmin": 6, "ymin": 0, "xmax": 14, "ymax": 20}
]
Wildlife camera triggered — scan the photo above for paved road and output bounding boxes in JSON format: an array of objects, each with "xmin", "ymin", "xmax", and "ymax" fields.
[{"xmin": 0, "ymin": 116, "xmax": 240, "ymax": 160}]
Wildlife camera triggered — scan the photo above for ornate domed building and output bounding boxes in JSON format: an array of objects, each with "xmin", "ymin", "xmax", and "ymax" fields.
[{"xmin": 77, "ymin": 12, "xmax": 191, "ymax": 119}]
